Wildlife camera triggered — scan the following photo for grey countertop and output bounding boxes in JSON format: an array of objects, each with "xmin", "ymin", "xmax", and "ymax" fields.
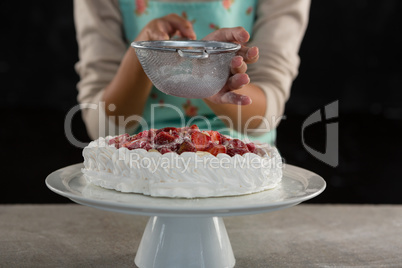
[{"xmin": 1, "ymin": 204, "xmax": 401, "ymax": 267}]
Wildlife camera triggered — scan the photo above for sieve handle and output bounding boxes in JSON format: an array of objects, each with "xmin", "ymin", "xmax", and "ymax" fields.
[{"xmin": 177, "ymin": 49, "xmax": 209, "ymax": 59}]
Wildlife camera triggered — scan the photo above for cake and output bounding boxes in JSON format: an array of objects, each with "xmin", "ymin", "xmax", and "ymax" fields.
[{"xmin": 82, "ymin": 125, "xmax": 282, "ymax": 198}]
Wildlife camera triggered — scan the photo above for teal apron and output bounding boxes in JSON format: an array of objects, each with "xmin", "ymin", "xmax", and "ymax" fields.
[{"xmin": 118, "ymin": 0, "xmax": 275, "ymax": 144}]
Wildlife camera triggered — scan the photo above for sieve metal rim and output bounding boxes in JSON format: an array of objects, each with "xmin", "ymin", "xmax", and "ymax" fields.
[{"xmin": 131, "ymin": 40, "xmax": 241, "ymax": 54}]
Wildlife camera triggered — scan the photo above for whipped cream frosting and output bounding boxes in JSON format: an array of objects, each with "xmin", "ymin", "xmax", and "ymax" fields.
[{"xmin": 82, "ymin": 136, "xmax": 283, "ymax": 198}]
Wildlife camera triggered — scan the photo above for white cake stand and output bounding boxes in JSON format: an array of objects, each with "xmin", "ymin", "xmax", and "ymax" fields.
[{"xmin": 46, "ymin": 164, "xmax": 325, "ymax": 268}]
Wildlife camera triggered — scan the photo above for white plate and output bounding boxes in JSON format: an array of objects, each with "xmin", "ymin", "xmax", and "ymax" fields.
[{"xmin": 46, "ymin": 163, "xmax": 326, "ymax": 217}]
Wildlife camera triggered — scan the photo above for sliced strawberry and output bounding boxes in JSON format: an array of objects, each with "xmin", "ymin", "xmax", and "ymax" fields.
[
  {"xmin": 180, "ymin": 125, "xmax": 200, "ymax": 138},
  {"xmin": 177, "ymin": 140, "xmax": 197, "ymax": 154},
  {"xmin": 158, "ymin": 147, "xmax": 173, "ymax": 154},
  {"xmin": 228, "ymin": 139, "xmax": 247, "ymax": 149},
  {"xmin": 161, "ymin": 141, "xmax": 181, "ymax": 152},
  {"xmin": 154, "ymin": 131, "xmax": 176, "ymax": 145},
  {"xmin": 206, "ymin": 144, "xmax": 227, "ymax": 156},
  {"xmin": 205, "ymin": 131, "xmax": 224, "ymax": 144},
  {"xmin": 190, "ymin": 124, "xmax": 200, "ymax": 131},
  {"xmin": 226, "ymin": 147, "xmax": 249, "ymax": 157},
  {"xmin": 246, "ymin": 142, "xmax": 257, "ymax": 153},
  {"xmin": 201, "ymin": 131, "xmax": 211, "ymax": 137},
  {"xmin": 226, "ymin": 139, "xmax": 249, "ymax": 156},
  {"xmin": 156, "ymin": 127, "xmax": 178, "ymax": 135},
  {"xmin": 122, "ymin": 138, "xmax": 152, "ymax": 151},
  {"xmin": 186, "ymin": 129, "xmax": 199, "ymax": 137},
  {"xmin": 132, "ymin": 129, "xmax": 156, "ymax": 140},
  {"xmin": 191, "ymin": 132, "xmax": 211, "ymax": 151},
  {"xmin": 131, "ymin": 132, "xmax": 143, "ymax": 140},
  {"xmin": 108, "ymin": 133, "xmax": 130, "ymax": 148},
  {"xmin": 221, "ymin": 135, "xmax": 232, "ymax": 145}
]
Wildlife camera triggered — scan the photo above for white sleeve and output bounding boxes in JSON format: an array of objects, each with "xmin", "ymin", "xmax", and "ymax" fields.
[
  {"xmin": 247, "ymin": 0, "xmax": 311, "ymax": 134},
  {"xmin": 74, "ymin": 0, "xmax": 129, "ymax": 139}
]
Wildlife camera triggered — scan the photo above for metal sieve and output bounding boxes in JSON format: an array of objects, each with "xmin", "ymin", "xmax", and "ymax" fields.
[{"xmin": 131, "ymin": 40, "xmax": 241, "ymax": 98}]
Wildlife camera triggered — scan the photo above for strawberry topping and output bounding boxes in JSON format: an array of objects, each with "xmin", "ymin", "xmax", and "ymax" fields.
[
  {"xmin": 154, "ymin": 131, "xmax": 177, "ymax": 145},
  {"xmin": 108, "ymin": 133, "xmax": 130, "ymax": 148},
  {"xmin": 122, "ymin": 138, "xmax": 152, "ymax": 151},
  {"xmin": 177, "ymin": 140, "xmax": 197, "ymax": 154},
  {"xmin": 157, "ymin": 147, "xmax": 173, "ymax": 154},
  {"xmin": 109, "ymin": 125, "xmax": 261, "ymax": 157},
  {"xmin": 132, "ymin": 129, "xmax": 156, "ymax": 140},
  {"xmin": 226, "ymin": 139, "xmax": 250, "ymax": 157},
  {"xmin": 191, "ymin": 132, "xmax": 211, "ymax": 150},
  {"xmin": 246, "ymin": 142, "xmax": 257, "ymax": 153},
  {"xmin": 205, "ymin": 130, "xmax": 224, "ymax": 144},
  {"xmin": 206, "ymin": 144, "xmax": 227, "ymax": 156}
]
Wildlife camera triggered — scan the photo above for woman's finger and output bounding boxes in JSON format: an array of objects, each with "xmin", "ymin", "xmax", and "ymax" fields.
[
  {"xmin": 220, "ymin": 91, "xmax": 252, "ymax": 105},
  {"xmin": 146, "ymin": 27, "xmax": 170, "ymax": 40},
  {"xmin": 227, "ymin": 73, "xmax": 250, "ymax": 90},
  {"xmin": 159, "ymin": 14, "xmax": 196, "ymax": 39},
  {"xmin": 203, "ymin": 26, "xmax": 249, "ymax": 43},
  {"xmin": 237, "ymin": 46, "xmax": 259, "ymax": 64},
  {"xmin": 231, "ymin": 56, "xmax": 247, "ymax": 74}
]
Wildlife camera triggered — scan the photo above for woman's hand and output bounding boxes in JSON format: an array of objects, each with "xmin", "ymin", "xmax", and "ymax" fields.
[
  {"xmin": 136, "ymin": 13, "xmax": 196, "ymax": 41},
  {"xmin": 203, "ymin": 27, "xmax": 259, "ymax": 105},
  {"xmin": 103, "ymin": 14, "xmax": 195, "ymax": 129}
]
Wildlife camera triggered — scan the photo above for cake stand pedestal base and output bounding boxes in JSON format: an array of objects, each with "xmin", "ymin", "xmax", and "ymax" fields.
[
  {"xmin": 135, "ymin": 216, "xmax": 235, "ymax": 268},
  {"xmin": 46, "ymin": 164, "xmax": 326, "ymax": 268}
]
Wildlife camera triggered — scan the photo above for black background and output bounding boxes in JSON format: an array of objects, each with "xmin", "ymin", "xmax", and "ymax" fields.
[{"xmin": 0, "ymin": 1, "xmax": 401, "ymax": 204}]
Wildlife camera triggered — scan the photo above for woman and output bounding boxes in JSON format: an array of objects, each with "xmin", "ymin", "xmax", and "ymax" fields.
[{"xmin": 74, "ymin": 0, "xmax": 310, "ymax": 144}]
